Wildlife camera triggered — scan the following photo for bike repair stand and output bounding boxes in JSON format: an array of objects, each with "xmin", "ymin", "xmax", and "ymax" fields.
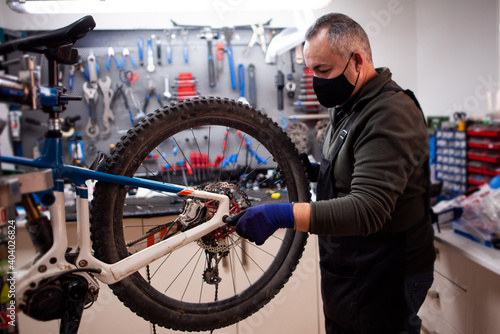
[
  {"xmin": 39, "ymin": 44, "xmax": 88, "ymax": 334},
  {"xmin": 0, "ymin": 44, "xmax": 87, "ymax": 334}
]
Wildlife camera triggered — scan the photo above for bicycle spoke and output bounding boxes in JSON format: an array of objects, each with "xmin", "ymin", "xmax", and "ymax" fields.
[
  {"xmin": 164, "ymin": 248, "xmax": 202, "ymax": 294},
  {"xmin": 230, "ymin": 239, "xmax": 252, "ymax": 286},
  {"xmin": 181, "ymin": 249, "xmax": 204, "ymax": 301}
]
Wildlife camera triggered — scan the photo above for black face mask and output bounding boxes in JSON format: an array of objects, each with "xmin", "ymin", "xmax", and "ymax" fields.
[{"xmin": 312, "ymin": 53, "xmax": 360, "ymax": 108}]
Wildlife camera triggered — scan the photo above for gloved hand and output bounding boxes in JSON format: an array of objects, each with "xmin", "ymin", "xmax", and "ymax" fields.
[
  {"xmin": 299, "ymin": 152, "xmax": 320, "ymax": 182},
  {"xmin": 225, "ymin": 203, "xmax": 294, "ymax": 245}
]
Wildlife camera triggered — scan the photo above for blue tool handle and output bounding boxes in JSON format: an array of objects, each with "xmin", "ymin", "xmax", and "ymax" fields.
[
  {"xmin": 114, "ymin": 57, "xmax": 120, "ymax": 68},
  {"xmin": 128, "ymin": 110, "xmax": 135, "ymax": 125},
  {"xmin": 106, "ymin": 57, "xmax": 111, "ymax": 71},
  {"xmin": 138, "ymin": 37, "xmax": 144, "ymax": 65},
  {"xmin": 82, "ymin": 71, "xmax": 89, "ymax": 82},
  {"xmin": 129, "ymin": 56, "xmax": 137, "ymax": 68},
  {"xmin": 227, "ymin": 46, "xmax": 236, "ymax": 90},
  {"xmin": 69, "ymin": 75, "xmax": 73, "ymax": 90},
  {"xmin": 207, "ymin": 40, "xmax": 216, "ymax": 88},
  {"xmin": 238, "ymin": 64, "xmax": 245, "ymax": 97},
  {"xmin": 167, "ymin": 45, "xmax": 172, "ymax": 64},
  {"xmin": 183, "ymin": 46, "xmax": 189, "ymax": 63}
]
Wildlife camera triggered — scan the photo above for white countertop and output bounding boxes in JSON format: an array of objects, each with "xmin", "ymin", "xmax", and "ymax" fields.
[{"xmin": 434, "ymin": 226, "xmax": 500, "ymax": 276}]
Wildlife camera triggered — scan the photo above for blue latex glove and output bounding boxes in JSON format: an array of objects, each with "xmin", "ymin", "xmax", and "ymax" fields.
[{"xmin": 225, "ymin": 203, "xmax": 294, "ymax": 245}]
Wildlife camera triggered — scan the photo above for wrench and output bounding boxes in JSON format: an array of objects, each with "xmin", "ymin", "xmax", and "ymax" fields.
[
  {"xmin": 163, "ymin": 75, "xmax": 172, "ymax": 100},
  {"xmin": 84, "ymin": 52, "xmax": 99, "ymax": 138},
  {"xmin": 98, "ymin": 76, "xmax": 114, "ymax": 136},
  {"xmin": 147, "ymin": 37, "xmax": 155, "ymax": 72},
  {"xmin": 83, "ymin": 82, "xmax": 99, "ymax": 138}
]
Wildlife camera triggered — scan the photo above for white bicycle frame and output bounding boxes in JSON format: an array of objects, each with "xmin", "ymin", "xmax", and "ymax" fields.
[{"xmin": 1, "ymin": 136, "xmax": 230, "ymax": 304}]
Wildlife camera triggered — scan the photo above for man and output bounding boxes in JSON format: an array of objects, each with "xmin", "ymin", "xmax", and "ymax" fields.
[{"xmin": 226, "ymin": 13, "xmax": 435, "ymax": 334}]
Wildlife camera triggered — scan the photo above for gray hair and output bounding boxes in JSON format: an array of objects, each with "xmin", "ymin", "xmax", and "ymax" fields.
[{"xmin": 305, "ymin": 13, "xmax": 373, "ymax": 63}]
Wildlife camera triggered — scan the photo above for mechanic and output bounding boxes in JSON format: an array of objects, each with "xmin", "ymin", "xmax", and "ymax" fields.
[{"xmin": 226, "ymin": 13, "xmax": 436, "ymax": 334}]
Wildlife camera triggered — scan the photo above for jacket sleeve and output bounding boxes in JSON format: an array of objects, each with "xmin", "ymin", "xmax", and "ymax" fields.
[{"xmin": 309, "ymin": 92, "xmax": 429, "ymax": 236}]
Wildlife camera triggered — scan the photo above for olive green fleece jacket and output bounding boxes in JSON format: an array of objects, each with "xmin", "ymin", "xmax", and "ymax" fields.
[{"xmin": 310, "ymin": 68, "xmax": 431, "ymax": 237}]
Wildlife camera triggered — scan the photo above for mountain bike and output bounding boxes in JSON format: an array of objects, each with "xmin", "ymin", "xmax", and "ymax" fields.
[{"xmin": 0, "ymin": 16, "xmax": 310, "ymax": 333}]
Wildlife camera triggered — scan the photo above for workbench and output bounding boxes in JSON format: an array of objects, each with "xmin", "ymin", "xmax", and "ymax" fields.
[{"xmin": 420, "ymin": 226, "xmax": 500, "ymax": 334}]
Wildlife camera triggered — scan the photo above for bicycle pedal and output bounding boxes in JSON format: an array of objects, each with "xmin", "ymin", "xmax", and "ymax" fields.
[{"xmin": 89, "ymin": 152, "xmax": 105, "ymax": 171}]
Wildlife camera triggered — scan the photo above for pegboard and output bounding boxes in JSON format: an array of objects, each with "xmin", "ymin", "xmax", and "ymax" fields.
[{"xmin": 8, "ymin": 26, "xmax": 328, "ymax": 166}]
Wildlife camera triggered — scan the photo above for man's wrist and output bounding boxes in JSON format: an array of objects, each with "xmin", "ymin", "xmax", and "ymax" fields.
[{"xmin": 293, "ymin": 202, "xmax": 311, "ymax": 232}]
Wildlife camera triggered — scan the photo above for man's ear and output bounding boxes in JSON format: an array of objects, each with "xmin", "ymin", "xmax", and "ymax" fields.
[{"xmin": 353, "ymin": 51, "xmax": 364, "ymax": 72}]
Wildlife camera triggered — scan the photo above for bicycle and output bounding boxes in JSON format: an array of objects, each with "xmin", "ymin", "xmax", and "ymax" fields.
[{"xmin": 0, "ymin": 16, "xmax": 310, "ymax": 333}]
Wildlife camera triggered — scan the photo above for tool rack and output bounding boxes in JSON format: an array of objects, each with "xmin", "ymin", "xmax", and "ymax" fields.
[{"xmin": 3, "ymin": 26, "xmax": 328, "ymax": 170}]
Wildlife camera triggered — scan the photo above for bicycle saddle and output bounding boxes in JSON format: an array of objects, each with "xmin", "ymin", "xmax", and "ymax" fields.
[{"xmin": 0, "ymin": 15, "xmax": 95, "ymax": 58}]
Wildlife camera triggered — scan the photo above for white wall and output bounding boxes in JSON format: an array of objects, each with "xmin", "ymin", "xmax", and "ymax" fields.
[
  {"xmin": 416, "ymin": 0, "xmax": 499, "ymax": 118},
  {"xmin": 0, "ymin": 0, "xmax": 498, "ymax": 119}
]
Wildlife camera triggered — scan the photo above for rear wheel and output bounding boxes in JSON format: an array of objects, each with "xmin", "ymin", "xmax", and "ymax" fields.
[{"xmin": 91, "ymin": 97, "xmax": 310, "ymax": 331}]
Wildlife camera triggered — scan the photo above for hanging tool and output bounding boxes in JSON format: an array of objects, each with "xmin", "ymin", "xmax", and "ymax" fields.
[
  {"xmin": 237, "ymin": 64, "xmax": 249, "ymax": 105},
  {"xmin": 98, "ymin": 76, "xmax": 114, "ymax": 136},
  {"xmin": 286, "ymin": 81, "xmax": 296, "ymax": 98},
  {"xmin": 137, "ymin": 37, "xmax": 144, "ymax": 66},
  {"xmin": 173, "ymin": 73, "xmax": 198, "ymax": 101},
  {"xmin": 119, "ymin": 69, "xmax": 145, "ymax": 121},
  {"xmin": 243, "ymin": 20, "xmax": 271, "ymax": 56},
  {"xmin": 163, "ymin": 76, "xmax": 172, "ymax": 100},
  {"xmin": 276, "ymin": 70, "xmax": 285, "ymax": 110},
  {"xmin": 143, "ymin": 88, "xmax": 163, "ymax": 111},
  {"xmin": 74, "ymin": 56, "xmax": 89, "ymax": 82},
  {"xmin": 181, "ymin": 28, "xmax": 189, "ymax": 63},
  {"xmin": 69, "ymin": 65, "xmax": 75, "ymax": 90},
  {"xmin": 143, "ymin": 77, "xmax": 163, "ymax": 112},
  {"xmin": 247, "ymin": 64, "xmax": 257, "ymax": 108},
  {"xmin": 121, "ymin": 47, "xmax": 137, "ymax": 70},
  {"xmin": 146, "ymin": 37, "xmax": 155, "ymax": 72},
  {"xmin": 153, "ymin": 35, "xmax": 162, "ymax": 65},
  {"xmin": 106, "ymin": 47, "xmax": 120, "ymax": 70},
  {"xmin": 68, "ymin": 132, "xmax": 86, "ymax": 165},
  {"xmin": 222, "ymin": 27, "xmax": 237, "ymax": 90},
  {"xmin": 198, "ymin": 27, "xmax": 218, "ymax": 88},
  {"xmin": 8, "ymin": 108, "xmax": 22, "ymax": 157},
  {"xmin": 164, "ymin": 30, "xmax": 174, "ymax": 64},
  {"xmin": 83, "ymin": 52, "xmax": 99, "ymax": 139},
  {"xmin": 58, "ymin": 64, "xmax": 65, "ymax": 86},
  {"xmin": 295, "ymin": 44, "xmax": 304, "ymax": 64},
  {"xmin": 216, "ymin": 40, "xmax": 224, "ymax": 79},
  {"xmin": 111, "ymin": 83, "xmax": 134, "ymax": 126}
]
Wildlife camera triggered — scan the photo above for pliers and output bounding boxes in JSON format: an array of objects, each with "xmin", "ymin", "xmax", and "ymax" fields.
[
  {"xmin": 244, "ymin": 22, "xmax": 267, "ymax": 56},
  {"xmin": 106, "ymin": 47, "xmax": 120, "ymax": 70},
  {"xmin": 111, "ymin": 83, "xmax": 135, "ymax": 125},
  {"xmin": 121, "ymin": 47, "xmax": 137, "ymax": 70},
  {"xmin": 143, "ymin": 86, "xmax": 163, "ymax": 112}
]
